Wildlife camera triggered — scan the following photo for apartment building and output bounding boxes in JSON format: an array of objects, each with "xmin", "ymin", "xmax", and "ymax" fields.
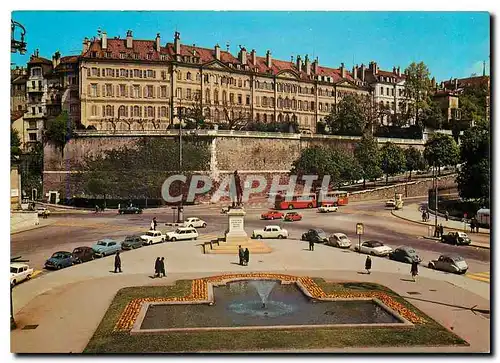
[{"xmin": 11, "ymin": 66, "xmax": 27, "ymax": 112}]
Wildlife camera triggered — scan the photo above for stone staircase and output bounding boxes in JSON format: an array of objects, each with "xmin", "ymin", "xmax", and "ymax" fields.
[{"xmin": 203, "ymin": 236, "xmax": 273, "ymax": 254}]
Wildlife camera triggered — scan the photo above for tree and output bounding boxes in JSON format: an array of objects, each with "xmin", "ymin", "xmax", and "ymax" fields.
[
  {"xmin": 456, "ymin": 121, "xmax": 490, "ymax": 205},
  {"xmin": 379, "ymin": 143, "xmax": 406, "ymax": 185},
  {"xmin": 44, "ymin": 111, "xmax": 74, "ymax": 153},
  {"xmin": 423, "ymin": 133, "xmax": 459, "ymax": 174},
  {"xmin": 404, "ymin": 146, "xmax": 426, "ymax": 180},
  {"xmin": 11, "ymin": 128, "xmax": 22, "ymax": 164},
  {"xmin": 354, "ymin": 134, "xmax": 383, "ymax": 188},
  {"xmin": 404, "ymin": 62, "xmax": 432, "ymax": 128},
  {"xmin": 420, "ymin": 101, "xmax": 445, "ymax": 130}
]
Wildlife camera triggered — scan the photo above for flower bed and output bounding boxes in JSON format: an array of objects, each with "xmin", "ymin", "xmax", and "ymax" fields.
[{"xmin": 114, "ymin": 273, "xmax": 425, "ymax": 332}]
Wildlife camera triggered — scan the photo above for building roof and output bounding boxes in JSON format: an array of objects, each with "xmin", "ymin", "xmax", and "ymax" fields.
[
  {"xmin": 11, "ymin": 110, "xmax": 25, "ymax": 122},
  {"xmin": 442, "ymin": 75, "xmax": 490, "ymax": 90},
  {"xmin": 28, "ymin": 56, "xmax": 52, "ymax": 65},
  {"xmin": 83, "ymin": 37, "xmax": 171, "ymax": 61},
  {"xmin": 60, "ymin": 55, "xmax": 79, "ymax": 64}
]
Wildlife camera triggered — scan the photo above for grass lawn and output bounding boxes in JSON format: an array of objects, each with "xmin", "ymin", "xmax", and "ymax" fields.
[{"xmin": 84, "ymin": 278, "xmax": 467, "ymax": 353}]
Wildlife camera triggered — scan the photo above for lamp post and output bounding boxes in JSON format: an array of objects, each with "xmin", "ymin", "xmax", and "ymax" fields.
[
  {"xmin": 11, "ymin": 20, "xmax": 27, "ymax": 55},
  {"xmin": 177, "ymin": 102, "xmax": 184, "ymax": 223}
]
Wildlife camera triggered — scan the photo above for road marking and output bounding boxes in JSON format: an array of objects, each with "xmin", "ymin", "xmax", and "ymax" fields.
[
  {"xmin": 466, "ymin": 272, "xmax": 490, "ymax": 283},
  {"xmin": 30, "ymin": 270, "xmax": 43, "ymax": 279}
]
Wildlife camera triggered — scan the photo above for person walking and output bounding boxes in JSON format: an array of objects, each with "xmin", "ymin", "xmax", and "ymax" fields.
[
  {"xmin": 365, "ymin": 256, "xmax": 372, "ymax": 274},
  {"xmin": 244, "ymin": 248, "xmax": 249, "ymax": 266},
  {"xmin": 421, "ymin": 210, "xmax": 426, "ymax": 222},
  {"xmin": 160, "ymin": 257, "xmax": 166, "ymax": 277},
  {"xmin": 411, "ymin": 260, "xmax": 419, "ymax": 282},
  {"xmin": 154, "ymin": 257, "xmax": 161, "ymax": 278},
  {"xmin": 95, "ymin": 205, "xmax": 99, "ymax": 214},
  {"xmin": 445, "ymin": 210, "xmax": 449, "ymax": 221},
  {"xmin": 309, "ymin": 239, "xmax": 315, "ymax": 251},
  {"xmin": 114, "ymin": 251, "xmax": 122, "ymax": 273},
  {"xmin": 475, "ymin": 219, "xmax": 480, "ymax": 233},
  {"xmin": 238, "ymin": 245, "xmax": 244, "ymax": 266},
  {"xmin": 439, "ymin": 224, "xmax": 444, "ymax": 238}
]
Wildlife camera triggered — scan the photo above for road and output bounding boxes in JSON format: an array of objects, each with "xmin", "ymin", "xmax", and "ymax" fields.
[{"xmin": 11, "ymin": 198, "xmax": 490, "ymax": 282}]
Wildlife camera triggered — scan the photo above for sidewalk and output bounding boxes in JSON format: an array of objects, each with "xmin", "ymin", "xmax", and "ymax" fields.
[{"xmin": 392, "ymin": 204, "xmax": 490, "ymax": 249}]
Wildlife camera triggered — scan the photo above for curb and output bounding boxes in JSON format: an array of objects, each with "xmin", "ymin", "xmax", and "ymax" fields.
[
  {"xmin": 421, "ymin": 236, "xmax": 490, "ymax": 250},
  {"xmin": 390, "ymin": 210, "xmax": 490, "ymax": 236},
  {"xmin": 10, "ymin": 222, "xmax": 55, "ymax": 235}
]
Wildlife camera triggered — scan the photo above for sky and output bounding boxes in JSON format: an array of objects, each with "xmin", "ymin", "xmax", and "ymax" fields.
[{"xmin": 11, "ymin": 11, "xmax": 490, "ymax": 83}]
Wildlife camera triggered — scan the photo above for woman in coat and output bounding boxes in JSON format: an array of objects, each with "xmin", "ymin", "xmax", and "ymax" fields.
[
  {"xmin": 411, "ymin": 260, "xmax": 419, "ymax": 281},
  {"xmin": 365, "ymin": 256, "xmax": 372, "ymax": 274}
]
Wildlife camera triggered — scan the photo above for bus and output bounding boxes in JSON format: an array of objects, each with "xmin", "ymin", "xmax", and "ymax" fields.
[
  {"xmin": 318, "ymin": 190, "xmax": 349, "ymax": 206},
  {"xmin": 274, "ymin": 193, "xmax": 317, "ymax": 210}
]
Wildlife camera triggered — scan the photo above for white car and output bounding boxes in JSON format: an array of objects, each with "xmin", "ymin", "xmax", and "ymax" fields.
[
  {"xmin": 354, "ymin": 240, "xmax": 393, "ymax": 256},
  {"xmin": 166, "ymin": 227, "xmax": 198, "ymax": 241},
  {"xmin": 385, "ymin": 199, "xmax": 396, "ymax": 207},
  {"xmin": 37, "ymin": 207, "xmax": 50, "ymax": 216},
  {"xmin": 318, "ymin": 204, "xmax": 339, "ymax": 213},
  {"xmin": 11, "ymin": 263, "xmax": 34, "ymax": 287},
  {"xmin": 252, "ymin": 225, "xmax": 289, "ymax": 239},
  {"xmin": 327, "ymin": 233, "xmax": 352, "ymax": 248},
  {"xmin": 183, "ymin": 217, "xmax": 207, "ymax": 228},
  {"xmin": 140, "ymin": 230, "xmax": 166, "ymax": 245}
]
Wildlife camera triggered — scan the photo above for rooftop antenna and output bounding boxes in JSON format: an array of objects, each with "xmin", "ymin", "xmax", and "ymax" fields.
[{"xmin": 483, "ymin": 60, "xmax": 486, "ymax": 77}]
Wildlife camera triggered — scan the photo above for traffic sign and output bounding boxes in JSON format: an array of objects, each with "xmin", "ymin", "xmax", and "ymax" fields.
[{"xmin": 356, "ymin": 223, "xmax": 364, "ymax": 235}]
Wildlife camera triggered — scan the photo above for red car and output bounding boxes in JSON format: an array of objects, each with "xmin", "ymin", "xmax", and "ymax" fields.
[
  {"xmin": 284, "ymin": 212, "xmax": 302, "ymax": 222},
  {"xmin": 261, "ymin": 211, "xmax": 284, "ymax": 220}
]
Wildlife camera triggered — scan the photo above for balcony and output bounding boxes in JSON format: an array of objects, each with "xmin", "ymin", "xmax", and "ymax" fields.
[
  {"xmin": 24, "ymin": 112, "xmax": 45, "ymax": 119},
  {"xmin": 27, "ymin": 85, "xmax": 43, "ymax": 93}
]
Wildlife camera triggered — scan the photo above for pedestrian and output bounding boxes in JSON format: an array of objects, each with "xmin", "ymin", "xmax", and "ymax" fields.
[
  {"xmin": 238, "ymin": 245, "xmax": 244, "ymax": 266},
  {"xmin": 95, "ymin": 205, "xmax": 99, "ymax": 214},
  {"xmin": 160, "ymin": 257, "xmax": 166, "ymax": 277},
  {"xmin": 154, "ymin": 257, "xmax": 161, "ymax": 278},
  {"xmin": 439, "ymin": 224, "xmax": 444, "ymax": 237},
  {"xmin": 365, "ymin": 256, "xmax": 372, "ymax": 274},
  {"xmin": 153, "ymin": 217, "xmax": 158, "ymax": 231},
  {"xmin": 118, "ymin": 203, "xmax": 121, "ymax": 211},
  {"xmin": 150, "ymin": 219, "xmax": 155, "ymax": 231},
  {"xmin": 411, "ymin": 260, "xmax": 419, "ymax": 282},
  {"xmin": 445, "ymin": 210, "xmax": 449, "ymax": 221},
  {"xmin": 476, "ymin": 219, "xmax": 480, "ymax": 233},
  {"xmin": 244, "ymin": 248, "xmax": 250, "ymax": 266},
  {"xmin": 421, "ymin": 210, "xmax": 426, "ymax": 222},
  {"xmin": 469, "ymin": 219, "xmax": 474, "ymax": 233},
  {"xmin": 114, "ymin": 251, "xmax": 122, "ymax": 273},
  {"xmin": 309, "ymin": 239, "xmax": 315, "ymax": 251},
  {"xmin": 43, "ymin": 209, "xmax": 48, "ymax": 219}
]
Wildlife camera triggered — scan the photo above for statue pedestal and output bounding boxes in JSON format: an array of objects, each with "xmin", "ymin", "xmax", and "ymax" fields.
[{"xmin": 225, "ymin": 208, "xmax": 248, "ymax": 244}]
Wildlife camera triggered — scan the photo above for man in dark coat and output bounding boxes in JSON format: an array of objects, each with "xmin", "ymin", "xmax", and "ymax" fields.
[
  {"xmin": 154, "ymin": 257, "xmax": 161, "ymax": 278},
  {"xmin": 160, "ymin": 257, "xmax": 166, "ymax": 277},
  {"xmin": 411, "ymin": 260, "xmax": 419, "ymax": 282},
  {"xmin": 114, "ymin": 251, "xmax": 122, "ymax": 273},
  {"xmin": 445, "ymin": 211, "xmax": 449, "ymax": 221},
  {"xmin": 152, "ymin": 217, "xmax": 158, "ymax": 231},
  {"xmin": 439, "ymin": 224, "xmax": 444, "ymax": 237},
  {"xmin": 238, "ymin": 245, "xmax": 244, "ymax": 266},
  {"xmin": 365, "ymin": 256, "xmax": 372, "ymax": 274},
  {"xmin": 309, "ymin": 239, "xmax": 314, "ymax": 251},
  {"xmin": 244, "ymin": 248, "xmax": 249, "ymax": 266}
]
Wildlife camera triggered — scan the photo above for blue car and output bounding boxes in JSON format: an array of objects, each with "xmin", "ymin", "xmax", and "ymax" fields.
[
  {"xmin": 92, "ymin": 238, "xmax": 122, "ymax": 257},
  {"xmin": 44, "ymin": 251, "xmax": 75, "ymax": 270}
]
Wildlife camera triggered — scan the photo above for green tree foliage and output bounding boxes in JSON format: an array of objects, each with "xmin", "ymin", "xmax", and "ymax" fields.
[
  {"xmin": 379, "ymin": 143, "xmax": 406, "ymax": 184},
  {"xmin": 44, "ymin": 111, "xmax": 74, "ymax": 152},
  {"xmin": 456, "ymin": 121, "xmax": 490, "ymax": 205},
  {"xmin": 404, "ymin": 62, "xmax": 432, "ymax": 128},
  {"xmin": 324, "ymin": 94, "xmax": 366, "ymax": 135},
  {"xmin": 11, "ymin": 128, "xmax": 22, "ymax": 163},
  {"xmin": 421, "ymin": 101, "xmax": 445, "ymax": 130},
  {"xmin": 404, "ymin": 146, "xmax": 426, "ymax": 180},
  {"xmin": 354, "ymin": 134, "xmax": 383, "ymax": 188},
  {"xmin": 19, "ymin": 141, "xmax": 44, "ymax": 198},
  {"xmin": 291, "ymin": 146, "xmax": 361, "ymax": 189},
  {"xmin": 459, "ymin": 84, "xmax": 489, "ymax": 122},
  {"xmin": 423, "ymin": 133, "xmax": 459, "ymax": 174}
]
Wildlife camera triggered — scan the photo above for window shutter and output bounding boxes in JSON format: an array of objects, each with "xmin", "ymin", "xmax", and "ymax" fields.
[
  {"xmin": 152, "ymin": 86, "xmax": 155, "ymax": 98},
  {"xmin": 96, "ymin": 85, "xmax": 100, "ymax": 97},
  {"xmin": 139, "ymin": 106, "xmax": 143, "ymax": 117},
  {"xmin": 97, "ymin": 68, "xmax": 100, "ymax": 77},
  {"xmin": 102, "ymin": 105, "xmax": 105, "ymax": 116},
  {"xmin": 102, "ymin": 85, "xmax": 106, "ymax": 96},
  {"xmin": 125, "ymin": 85, "xmax": 128, "ymax": 98},
  {"xmin": 157, "ymin": 86, "xmax": 161, "ymax": 98},
  {"xmin": 153, "ymin": 71, "xmax": 156, "ymax": 78}
]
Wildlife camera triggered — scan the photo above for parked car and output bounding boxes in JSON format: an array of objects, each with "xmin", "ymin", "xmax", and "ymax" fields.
[
  {"xmin": 354, "ymin": 240, "xmax": 393, "ymax": 256},
  {"xmin": 121, "ymin": 235, "xmax": 144, "ymax": 250},
  {"xmin": 261, "ymin": 211, "xmax": 284, "ymax": 220},
  {"xmin": 118, "ymin": 206, "xmax": 143, "ymax": 214},
  {"xmin": 389, "ymin": 246, "xmax": 422, "ymax": 264},
  {"xmin": 441, "ymin": 232, "xmax": 471, "ymax": 246},
  {"xmin": 183, "ymin": 217, "xmax": 207, "ymax": 228},
  {"xmin": 72, "ymin": 246, "xmax": 96, "ymax": 263},
  {"xmin": 385, "ymin": 199, "xmax": 396, "ymax": 208},
  {"xmin": 165, "ymin": 227, "xmax": 198, "ymax": 241},
  {"xmin": 301, "ymin": 229, "xmax": 328, "ymax": 243},
  {"xmin": 327, "ymin": 233, "xmax": 352, "ymax": 248},
  {"xmin": 318, "ymin": 204, "xmax": 338, "ymax": 213},
  {"xmin": 428, "ymin": 254, "xmax": 468, "ymax": 274},
  {"xmin": 37, "ymin": 207, "xmax": 50, "ymax": 216},
  {"xmin": 91, "ymin": 239, "xmax": 122, "ymax": 257},
  {"xmin": 283, "ymin": 212, "xmax": 302, "ymax": 222},
  {"xmin": 11, "ymin": 263, "xmax": 33, "ymax": 287},
  {"xmin": 44, "ymin": 251, "xmax": 75, "ymax": 269},
  {"xmin": 140, "ymin": 230, "xmax": 166, "ymax": 245},
  {"xmin": 252, "ymin": 225, "xmax": 289, "ymax": 239}
]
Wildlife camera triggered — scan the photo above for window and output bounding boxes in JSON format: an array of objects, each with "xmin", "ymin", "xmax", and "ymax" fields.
[
  {"xmin": 31, "ymin": 67, "xmax": 42, "ymax": 77},
  {"xmin": 160, "ymin": 86, "xmax": 167, "ymax": 98},
  {"xmin": 319, "ymin": 103, "xmax": 323, "ymax": 111},
  {"xmin": 105, "ymin": 84, "xmax": 113, "ymax": 97},
  {"xmin": 214, "ymin": 89, "xmax": 219, "ymax": 104},
  {"xmin": 311, "ymin": 101, "xmax": 315, "ymax": 110},
  {"xmin": 120, "ymin": 53, "xmax": 126, "ymax": 59},
  {"xmin": 106, "ymin": 68, "xmax": 113, "ymax": 77},
  {"xmin": 177, "ymin": 71, "xmax": 182, "ymax": 80},
  {"xmin": 222, "ymin": 91, "xmax": 227, "ymax": 104},
  {"xmin": 176, "ymin": 88, "xmax": 182, "ymax": 98},
  {"xmin": 120, "ymin": 69, "xmax": 127, "ymax": 77},
  {"xmin": 205, "ymin": 88, "xmax": 210, "ymax": 103},
  {"xmin": 230, "ymin": 93, "xmax": 234, "ymax": 104},
  {"xmin": 146, "ymin": 85, "xmax": 154, "ymax": 98},
  {"xmin": 160, "ymin": 106, "xmax": 167, "ymax": 118},
  {"xmin": 215, "ymin": 109, "xmax": 220, "ymax": 121},
  {"xmin": 118, "ymin": 105, "xmax": 127, "ymax": 117},
  {"xmin": 238, "ymin": 94, "xmax": 242, "ymax": 104},
  {"xmin": 204, "ymin": 74, "xmax": 209, "ymax": 82},
  {"xmin": 196, "ymin": 73, "xmax": 201, "ymax": 81},
  {"xmin": 133, "ymin": 53, "xmax": 140, "ymax": 59},
  {"xmin": 29, "ymin": 133, "xmax": 37, "ymax": 141},
  {"xmin": 119, "ymin": 84, "xmax": 126, "ymax": 97},
  {"xmin": 146, "ymin": 106, "xmax": 154, "ymax": 118},
  {"xmin": 91, "ymin": 84, "xmax": 98, "ymax": 97},
  {"xmin": 246, "ymin": 95, "xmax": 250, "ymax": 105},
  {"xmin": 186, "ymin": 72, "xmax": 192, "ymax": 81},
  {"xmin": 91, "ymin": 105, "xmax": 98, "ymax": 116},
  {"xmin": 161, "ymin": 54, "xmax": 168, "ymax": 61},
  {"xmin": 238, "ymin": 79, "xmax": 242, "ymax": 87},
  {"xmin": 386, "ymin": 88, "xmax": 390, "ymax": 96},
  {"xmin": 38, "ymin": 107, "xmax": 42, "ymax": 114},
  {"xmin": 263, "ymin": 114, "xmax": 267, "ymax": 122},
  {"xmin": 147, "ymin": 54, "xmax": 152, "ymax": 60},
  {"xmin": 186, "ymin": 89, "xmax": 192, "ymax": 100},
  {"xmin": 133, "ymin": 85, "xmax": 140, "ymax": 98},
  {"xmin": 133, "ymin": 106, "xmax": 141, "ymax": 117},
  {"xmin": 134, "ymin": 69, "xmax": 141, "ymax": 78},
  {"xmin": 147, "ymin": 70, "xmax": 154, "ymax": 78},
  {"xmin": 104, "ymin": 105, "xmax": 114, "ymax": 117}
]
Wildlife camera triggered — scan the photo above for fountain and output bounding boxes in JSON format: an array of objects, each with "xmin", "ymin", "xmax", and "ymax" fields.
[{"xmin": 249, "ymin": 280, "xmax": 277, "ymax": 308}]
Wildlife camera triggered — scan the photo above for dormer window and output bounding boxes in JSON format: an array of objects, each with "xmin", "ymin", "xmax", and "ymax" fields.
[
  {"xmin": 147, "ymin": 53, "xmax": 152, "ymax": 60},
  {"xmin": 91, "ymin": 51, "xmax": 97, "ymax": 58},
  {"xmin": 105, "ymin": 52, "xmax": 112, "ymax": 58},
  {"xmin": 133, "ymin": 53, "xmax": 139, "ymax": 59},
  {"xmin": 119, "ymin": 52, "xmax": 125, "ymax": 59},
  {"xmin": 160, "ymin": 54, "xmax": 168, "ymax": 61}
]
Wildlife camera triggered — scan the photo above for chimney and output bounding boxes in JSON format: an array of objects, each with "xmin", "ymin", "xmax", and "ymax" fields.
[
  {"xmin": 52, "ymin": 51, "xmax": 61, "ymax": 69},
  {"xmin": 239, "ymin": 47, "xmax": 247, "ymax": 64},
  {"xmin": 215, "ymin": 44, "xmax": 221, "ymax": 60},
  {"xmin": 174, "ymin": 31, "xmax": 181, "ymax": 54},
  {"xmin": 250, "ymin": 49, "xmax": 256, "ymax": 66},
  {"xmin": 312, "ymin": 57, "xmax": 318, "ymax": 74},
  {"xmin": 340, "ymin": 63, "xmax": 346, "ymax": 78},
  {"xmin": 369, "ymin": 61, "xmax": 378, "ymax": 74},
  {"xmin": 393, "ymin": 66, "xmax": 397, "ymax": 75},
  {"xmin": 296, "ymin": 55, "xmax": 302, "ymax": 72},
  {"xmin": 266, "ymin": 50, "xmax": 272, "ymax": 68},
  {"xmin": 101, "ymin": 31, "xmax": 107, "ymax": 50},
  {"xmin": 454, "ymin": 78, "xmax": 458, "ymax": 90},
  {"xmin": 431, "ymin": 77, "xmax": 436, "ymax": 89},
  {"xmin": 305, "ymin": 54, "xmax": 310, "ymax": 75},
  {"xmin": 360, "ymin": 64, "xmax": 366, "ymax": 82},
  {"xmin": 352, "ymin": 65, "xmax": 358, "ymax": 80},
  {"xmin": 155, "ymin": 33, "xmax": 161, "ymax": 52},
  {"xmin": 83, "ymin": 37, "xmax": 90, "ymax": 53},
  {"xmin": 397, "ymin": 66, "xmax": 401, "ymax": 77},
  {"xmin": 126, "ymin": 30, "xmax": 133, "ymax": 49}
]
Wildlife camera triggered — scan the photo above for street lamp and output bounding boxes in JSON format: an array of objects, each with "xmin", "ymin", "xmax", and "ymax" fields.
[
  {"xmin": 11, "ymin": 20, "xmax": 27, "ymax": 55},
  {"xmin": 176, "ymin": 101, "xmax": 185, "ymax": 223}
]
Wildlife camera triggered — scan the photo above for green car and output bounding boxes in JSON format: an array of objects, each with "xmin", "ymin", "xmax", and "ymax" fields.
[
  {"xmin": 121, "ymin": 235, "xmax": 144, "ymax": 250},
  {"xmin": 118, "ymin": 206, "xmax": 143, "ymax": 214}
]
